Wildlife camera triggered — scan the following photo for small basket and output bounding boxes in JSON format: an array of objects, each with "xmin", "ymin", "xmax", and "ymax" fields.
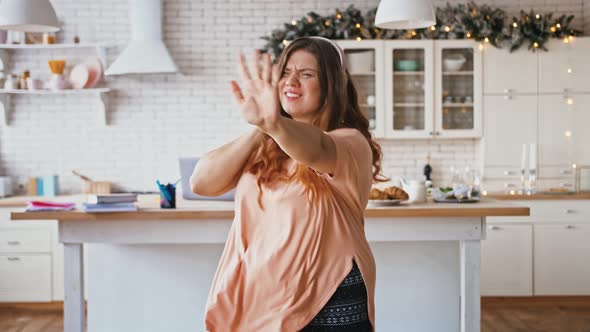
[{"xmin": 82, "ymin": 181, "xmax": 111, "ymax": 194}]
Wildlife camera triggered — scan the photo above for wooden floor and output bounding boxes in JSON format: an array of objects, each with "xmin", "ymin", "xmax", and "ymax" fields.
[{"xmin": 1, "ymin": 298, "xmax": 590, "ymax": 332}]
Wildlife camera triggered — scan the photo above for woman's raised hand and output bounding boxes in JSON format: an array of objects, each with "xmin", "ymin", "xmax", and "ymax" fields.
[{"xmin": 230, "ymin": 50, "xmax": 281, "ymax": 132}]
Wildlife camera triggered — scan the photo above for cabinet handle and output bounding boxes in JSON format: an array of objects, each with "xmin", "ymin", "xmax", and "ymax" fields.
[
  {"xmin": 429, "ymin": 131, "xmax": 434, "ymax": 136},
  {"xmin": 504, "ymin": 183, "xmax": 516, "ymax": 188},
  {"xmin": 503, "ymin": 89, "xmax": 513, "ymax": 94},
  {"xmin": 7, "ymin": 240, "xmax": 20, "ymax": 245},
  {"xmin": 559, "ymin": 183, "xmax": 572, "ymax": 187},
  {"xmin": 7, "ymin": 257, "xmax": 20, "ymax": 261},
  {"xmin": 488, "ymin": 225, "xmax": 501, "ymax": 230},
  {"xmin": 503, "ymin": 170, "xmax": 515, "ymax": 175},
  {"xmin": 435, "ymin": 131, "xmax": 441, "ymax": 136},
  {"xmin": 559, "ymin": 169, "xmax": 572, "ymax": 175},
  {"xmin": 564, "ymin": 209, "xmax": 577, "ymax": 214},
  {"xmin": 565, "ymin": 225, "xmax": 575, "ymax": 229},
  {"xmin": 503, "ymin": 94, "xmax": 513, "ymax": 100}
]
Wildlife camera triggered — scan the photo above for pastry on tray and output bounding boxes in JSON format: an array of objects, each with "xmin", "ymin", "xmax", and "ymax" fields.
[{"xmin": 369, "ymin": 186, "xmax": 409, "ymax": 201}]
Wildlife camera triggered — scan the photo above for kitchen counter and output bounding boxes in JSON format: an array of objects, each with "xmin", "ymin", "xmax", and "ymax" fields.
[
  {"xmin": 7, "ymin": 194, "xmax": 528, "ymax": 219},
  {"xmin": 9, "ymin": 194, "xmax": 528, "ymax": 332}
]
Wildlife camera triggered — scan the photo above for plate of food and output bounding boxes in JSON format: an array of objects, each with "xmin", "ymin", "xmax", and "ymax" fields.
[
  {"xmin": 368, "ymin": 186, "xmax": 408, "ymax": 207},
  {"xmin": 432, "ymin": 186, "xmax": 480, "ymax": 203}
]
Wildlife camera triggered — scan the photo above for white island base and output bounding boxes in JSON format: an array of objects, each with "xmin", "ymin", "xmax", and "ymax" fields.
[{"xmin": 62, "ymin": 216, "xmax": 482, "ymax": 332}]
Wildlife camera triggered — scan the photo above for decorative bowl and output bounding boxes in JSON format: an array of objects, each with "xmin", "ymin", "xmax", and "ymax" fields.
[
  {"xmin": 395, "ymin": 59, "xmax": 420, "ymax": 71},
  {"xmin": 443, "ymin": 55, "xmax": 466, "ymax": 72}
]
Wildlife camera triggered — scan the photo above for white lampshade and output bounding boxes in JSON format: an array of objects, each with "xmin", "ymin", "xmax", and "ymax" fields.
[
  {"xmin": 0, "ymin": 0, "xmax": 60, "ymax": 32},
  {"xmin": 375, "ymin": 0, "xmax": 436, "ymax": 30}
]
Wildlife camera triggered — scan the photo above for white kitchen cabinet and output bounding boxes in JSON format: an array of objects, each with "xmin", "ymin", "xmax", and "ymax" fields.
[
  {"xmin": 0, "ymin": 254, "xmax": 52, "ymax": 301},
  {"xmin": 483, "ymin": 95, "xmax": 537, "ymax": 167},
  {"xmin": 336, "ymin": 40, "xmax": 386, "ymax": 138},
  {"xmin": 481, "ymin": 224, "xmax": 533, "ymax": 296},
  {"xmin": 538, "ymin": 95, "xmax": 576, "ymax": 166},
  {"xmin": 538, "ymin": 38, "xmax": 590, "ymax": 94},
  {"xmin": 483, "ymin": 46, "xmax": 537, "ymax": 95},
  {"xmin": 0, "ymin": 207, "xmax": 62, "ymax": 302},
  {"xmin": 384, "ymin": 40, "xmax": 434, "ymax": 138},
  {"xmin": 382, "ymin": 40, "xmax": 482, "ymax": 139},
  {"xmin": 434, "ymin": 40, "xmax": 482, "ymax": 138},
  {"xmin": 534, "ymin": 223, "xmax": 590, "ymax": 295}
]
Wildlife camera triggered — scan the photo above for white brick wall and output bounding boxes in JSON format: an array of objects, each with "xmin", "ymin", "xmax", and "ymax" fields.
[{"xmin": 0, "ymin": 0, "xmax": 586, "ymax": 194}]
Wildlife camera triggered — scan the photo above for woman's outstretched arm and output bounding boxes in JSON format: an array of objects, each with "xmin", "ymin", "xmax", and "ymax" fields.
[{"xmin": 190, "ymin": 127, "xmax": 263, "ymax": 196}]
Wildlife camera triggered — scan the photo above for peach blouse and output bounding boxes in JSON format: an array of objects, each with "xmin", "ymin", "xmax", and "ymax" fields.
[{"xmin": 204, "ymin": 128, "xmax": 376, "ymax": 331}]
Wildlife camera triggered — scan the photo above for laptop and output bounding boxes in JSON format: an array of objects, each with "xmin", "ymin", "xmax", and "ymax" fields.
[{"xmin": 178, "ymin": 157, "xmax": 235, "ymax": 201}]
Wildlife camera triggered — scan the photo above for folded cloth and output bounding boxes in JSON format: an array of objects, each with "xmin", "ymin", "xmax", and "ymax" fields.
[{"xmin": 26, "ymin": 200, "xmax": 76, "ymax": 212}]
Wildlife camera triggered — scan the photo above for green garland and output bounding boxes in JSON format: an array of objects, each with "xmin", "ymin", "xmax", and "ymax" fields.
[{"xmin": 261, "ymin": 2, "xmax": 581, "ymax": 58}]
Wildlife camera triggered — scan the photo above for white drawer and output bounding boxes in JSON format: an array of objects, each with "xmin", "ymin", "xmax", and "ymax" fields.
[
  {"xmin": 538, "ymin": 165, "xmax": 575, "ymax": 178},
  {"xmin": 0, "ymin": 228, "xmax": 51, "ymax": 253},
  {"xmin": 529, "ymin": 201, "xmax": 590, "ymax": 223},
  {"xmin": 537, "ymin": 179, "xmax": 576, "ymax": 192},
  {"xmin": 484, "ymin": 167, "xmax": 522, "ymax": 179},
  {"xmin": 0, "ymin": 254, "xmax": 52, "ymax": 302},
  {"xmin": 482, "ymin": 179, "xmax": 522, "ymax": 194}
]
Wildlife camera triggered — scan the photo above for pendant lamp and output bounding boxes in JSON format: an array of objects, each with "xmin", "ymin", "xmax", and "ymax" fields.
[
  {"xmin": 375, "ymin": 0, "xmax": 436, "ymax": 30},
  {"xmin": 0, "ymin": 0, "xmax": 60, "ymax": 32}
]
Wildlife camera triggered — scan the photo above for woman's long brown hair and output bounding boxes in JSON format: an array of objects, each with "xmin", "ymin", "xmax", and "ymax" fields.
[{"xmin": 243, "ymin": 37, "xmax": 388, "ymax": 209}]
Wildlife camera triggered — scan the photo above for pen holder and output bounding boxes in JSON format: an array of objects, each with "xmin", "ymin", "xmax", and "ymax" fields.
[{"xmin": 159, "ymin": 184, "xmax": 176, "ymax": 209}]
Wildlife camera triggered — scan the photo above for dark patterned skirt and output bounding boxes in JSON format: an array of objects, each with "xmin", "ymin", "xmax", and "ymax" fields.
[{"xmin": 299, "ymin": 261, "xmax": 373, "ymax": 332}]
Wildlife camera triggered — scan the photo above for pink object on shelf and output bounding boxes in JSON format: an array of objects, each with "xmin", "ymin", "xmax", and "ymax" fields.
[
  {"xmin": 69, "ymin": 64, "xmax": 89, "ymax": 89},
  {"xmin": 84, "ymin": 57, "xmax": 103, "ymax": 88}
]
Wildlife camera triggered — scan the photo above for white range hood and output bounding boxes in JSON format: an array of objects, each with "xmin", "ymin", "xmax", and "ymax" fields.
[{"xmin": 105, "ymin": 0, "xmax": 177, "ymax": 75}]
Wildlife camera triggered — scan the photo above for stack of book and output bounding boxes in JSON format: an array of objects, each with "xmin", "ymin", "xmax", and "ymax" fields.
[{"xmin": 82, "ymin": 193, "xmax": 139, "ymax": 213}]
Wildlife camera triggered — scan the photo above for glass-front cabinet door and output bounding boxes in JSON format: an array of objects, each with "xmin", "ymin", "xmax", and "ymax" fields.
[
  {"xmin": 434, "ymin": 40, "xmax": 482, "ymax": 138},
  {"xmin": 336, "ymin": 40, "xmax": 385, "ymax": 138},
  {"xmin": 384, "ymin": 41, "xmax": 434, "ymax": 138}
]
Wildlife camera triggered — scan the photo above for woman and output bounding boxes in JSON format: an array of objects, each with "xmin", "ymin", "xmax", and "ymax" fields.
[{"xmin": 191, "ymin": 36, "xmax": 387, "ymax": 331}]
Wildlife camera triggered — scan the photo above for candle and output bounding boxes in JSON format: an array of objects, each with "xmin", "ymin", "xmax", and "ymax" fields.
[
  {"xmin": 529, "ymin": 143, "xmax": 537, "ymax": 171},
  {"xmin": 521, "ymin": 143, "xmax": 527, "ymax": 171}
]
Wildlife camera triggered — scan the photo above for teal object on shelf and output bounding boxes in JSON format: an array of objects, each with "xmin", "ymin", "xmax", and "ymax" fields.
[
  {"xmin": 42, "ymin": 175, "xmax": 59, "ymax": 197},
  {"xmin": 395, "ymin": 60, "xmax": 420, "ymax": 71}
]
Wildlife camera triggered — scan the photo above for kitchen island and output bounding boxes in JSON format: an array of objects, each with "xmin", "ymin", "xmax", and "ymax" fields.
[{"xmin": 11, "ymin": 197, "xmax": 528, "ymax": 332}]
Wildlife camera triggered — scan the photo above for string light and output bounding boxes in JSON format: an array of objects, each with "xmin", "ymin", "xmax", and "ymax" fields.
[
  {"xmin": 336, "ymin": 13, "xmax": 342, "ymax": 19},
  {"xmin": 444, "ymin": 26, "xmax": 451, "ymax": 32},
  {"xmin": 324, "ymin": 20, "xmax": 331, "ymax": 27},
  {"xmin": 513, "ymin": 22, "xmax": 518, "ymax": 28},
  {"xmin": 282, "ymin": 40, "xmax": 288, "ymax": 45},
  {"xmin": 563, "ymin": 37, "xmax": 570, "ymax": 43},
  {"xmin": 550, "ymin": 26, "xmax": 556, "ymax": 32},
  {"xmin": 564, "ymin": 130, "xmax": 572, "ymax": 137},
  {"xmin": 533, "ymin": 42, "xmax": 539, "ymax": 48},
  {"xmin": 355, "ymin": 23, "xmax": 361, "ymax": 29},
  {"xmin": 356, "ymin": 36, "xmax": 362, "ymax": 41},
  {"xmin": 411, "ymin": 30, "xmax": 417, "ymax": 36},
  {"xmin": 484, "ymin": 37, "xmax": 489, "ymax": 43},
  {"xmin": 291, "ymin": 20, "xmax": 297, "ymax": 25},
  {"xmin": 307, "ymin": 17, "xmax": 313, "ymax": 23},
  {"xmin": 568, "ymin": 35, "xmax": 575, "ymax": 42},
  {"xmin": 430, "ymin": 26, "xmax": 436, "ymax": 31},
  {"xmin": 466, "ymin": 32, "xmax": 471, "ymax": 38},
  {"xmin": 556, "ymin": 23, "xmax": 561, "ymax": 28},
  {"xmin": 478, "ymin": 43, "xmax": 484, "ymax": 50},
  {"xmin": 535, "ymin": 14, "xmax": 540, "ymax": 19}
]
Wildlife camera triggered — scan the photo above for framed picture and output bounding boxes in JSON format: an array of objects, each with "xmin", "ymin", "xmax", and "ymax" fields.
[{"xmin": 576, "ymin": 165, "xmax": 590, "ymax": 192}]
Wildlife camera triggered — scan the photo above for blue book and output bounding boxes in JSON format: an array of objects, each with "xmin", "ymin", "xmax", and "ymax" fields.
[
  {"xmin": 36, "ymin": 177, "xmax": 43, "ymax": 196},
  {"xmin": 42, "ymin": 175, "xmax": 58, "ymax": 197}
]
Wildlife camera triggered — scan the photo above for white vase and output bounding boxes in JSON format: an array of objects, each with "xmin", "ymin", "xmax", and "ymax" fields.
[{"xmin": 47, "ymin": 73, "xmax": 68, "ymax": 90}]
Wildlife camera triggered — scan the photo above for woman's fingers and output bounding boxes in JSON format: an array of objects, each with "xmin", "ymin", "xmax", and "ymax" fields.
[
  {"xmin": 262, "ymin": 53, "xmax": 272, "ymax": 83},
  {"xmin": 250, "ymin": 49, "xmax": 262, "ymax": 80},
  {"xmin": 239, "ymin": 53, "xmax": 251, "ymax": 82},
  {"xmin": 230, "ymin": 80, "xmax": 245, "ymax": 104},
  {"xmin": 271, "ymin": 64, "xmax": 280, "ymax": 86}
]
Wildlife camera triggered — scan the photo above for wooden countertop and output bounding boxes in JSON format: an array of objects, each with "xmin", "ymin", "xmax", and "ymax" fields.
[
  {"xmin": 6, "ymin": 194, "xmax": 529, "ymax": 220},
  {"xmin": 485, "ymin": 192, "xmax": 590, "ymax": 200}
]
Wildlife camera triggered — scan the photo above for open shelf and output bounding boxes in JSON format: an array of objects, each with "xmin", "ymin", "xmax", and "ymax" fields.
[
  {"xmin": 0, "ymin": 88, "xmax": 112, "ymax": 126},
  {"xmin": 0, "ymin": 43, "xmax": 109, "ymax": 49},
  {"xmin": 442, "ymin": 71, "xmax": 473, "ymax": 76}
]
